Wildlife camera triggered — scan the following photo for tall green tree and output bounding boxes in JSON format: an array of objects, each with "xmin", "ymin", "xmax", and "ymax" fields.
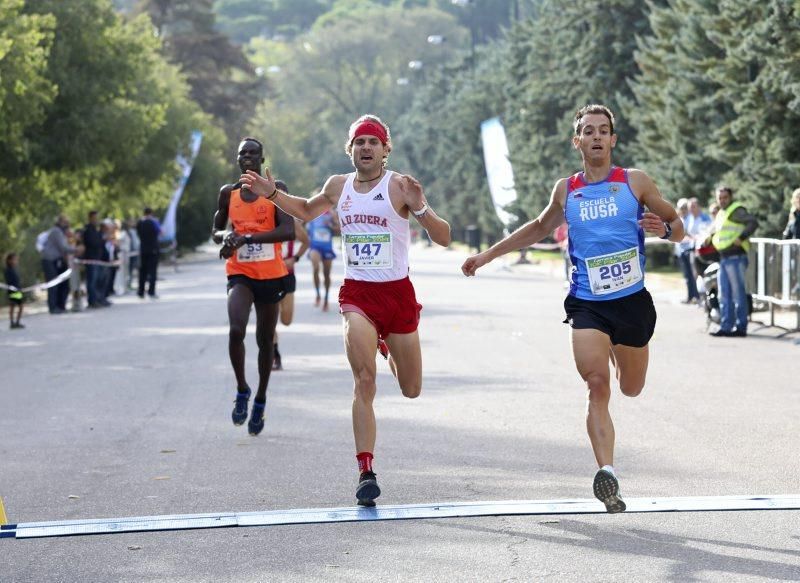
[
  {"xmin": 247, "ymin": 4, "xmax": 468, "ymax": 189},
  {"xmin": 2, "ymin": 0, "xmax": 229, "ymax": 270},
  {"xmin": 0, "ymin": 0, "xmax": 56, "ymax": 176},
  {"xmin": 137, "ymin": 0, "xmax": 261, "ymax": 143},
  {"xmin": 704, "ymin": 0, "xmax": 800, "ymax": 235},
  {"xmin": 630, "ymin": 0, "xmax": 800, "ymax": 235},
  {"xmin": 628, "ymin": 0, "xmax": 731, "ymax": 205},
  {"xmin": 502, "ymin": 0, "xmax": 651, "ymax": 219},
  {"xmin": 396, "ymin": 43, "xmax": 507, "ymax": 239},
  {"xmin": 215, "ymin": 0, "xmax": 330, "ymax": 43}
]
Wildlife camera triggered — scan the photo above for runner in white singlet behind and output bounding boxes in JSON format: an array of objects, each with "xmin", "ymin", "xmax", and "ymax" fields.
[{"xmin": 240, "ymin": 115, "xmax": 451, "ymax": 506}]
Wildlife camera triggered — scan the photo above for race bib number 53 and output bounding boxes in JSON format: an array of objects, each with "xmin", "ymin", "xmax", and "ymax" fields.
[
  {"xmin": 344, "ymin": 233, "xmax": 392, "ymax": 269},
  {"xmin": 586, "ymin": 247, "xmax": 642, "ymax": 296},
  {"xmin": 237, "ymin": 242, "xmax": 275, "ymax": 263}
]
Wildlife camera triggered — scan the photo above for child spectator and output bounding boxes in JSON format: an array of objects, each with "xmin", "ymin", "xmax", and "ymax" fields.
[{"xmin": 4, "ymin": 252, "xmax": 25, "ymax": 329}]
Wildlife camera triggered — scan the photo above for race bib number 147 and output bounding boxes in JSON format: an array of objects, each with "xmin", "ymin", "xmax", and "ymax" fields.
[{"xmin": 344, "ymin": 233, "xmax": 392, "ymax": 269}]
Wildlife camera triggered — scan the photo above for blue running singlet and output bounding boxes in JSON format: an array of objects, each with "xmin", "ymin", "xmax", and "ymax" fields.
[
  {"xmin": 308, "ymin": 211, "xmax": 336, "ymax": 252},
  {"xmin": 564, "ymin": 167, "xmax": 645, "ymax": 301}
]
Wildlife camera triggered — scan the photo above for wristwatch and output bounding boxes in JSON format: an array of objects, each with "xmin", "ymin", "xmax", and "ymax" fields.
[
  {"xmin": 659, "ymin": 222, "xmax": 672, "ymax": 240},
  {"xmin": 244, "ymin": 234, "xmax": 253, "ymax": 245}
]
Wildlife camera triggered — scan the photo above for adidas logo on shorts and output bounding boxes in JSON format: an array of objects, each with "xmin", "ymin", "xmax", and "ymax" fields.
[{"xmin": 373, "ymin": 193, "xmax": 384, "ymax": 201}]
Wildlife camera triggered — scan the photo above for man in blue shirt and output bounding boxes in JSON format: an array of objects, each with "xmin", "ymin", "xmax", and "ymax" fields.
[{"xmin": 462, "ymin": 104, "xmax": 684, "ymax": 513}]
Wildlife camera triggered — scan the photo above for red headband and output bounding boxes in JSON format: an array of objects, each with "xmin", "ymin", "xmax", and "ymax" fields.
[{"xmin": 349, "ymin": 121, "xmax": 388, "ymax": 145}]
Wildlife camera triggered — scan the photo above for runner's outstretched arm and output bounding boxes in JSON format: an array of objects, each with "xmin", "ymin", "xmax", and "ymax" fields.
[
  {"xmin": 462, "ymin": 179, "xmax": 567, "ymax": 276},
  {"xmin": 240, "ymin": 169, "xmax": 340, "ymax": 222}
]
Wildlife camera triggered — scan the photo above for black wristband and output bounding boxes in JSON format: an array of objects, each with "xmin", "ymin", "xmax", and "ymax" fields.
[
  {"xmin": 660, "ymin": 221, "xmax": 673, "ymax": 240},
  {"xmin": 267, "ymin": 188, "xmax": 278, "ymax": 200}
]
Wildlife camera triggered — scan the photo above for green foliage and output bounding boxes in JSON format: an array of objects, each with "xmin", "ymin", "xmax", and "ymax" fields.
[
  {"xmin": 137, "ymin": 0, "xmax": 261, "ymax": 145},
  {"xmin": 1, "ymin": 0, "xmax": 230, "ymax": 269},
  {"xmin": 396, "ymin": 46, "xmax": 505, "ymax": 239},
  {"xmin": 0, "ymin": 0, "xmax": 57, "ymax": 172},
  {"xmin": 246, "ymin": 3, "xmax": 469, "ymax": 190},
  {"xmin": 502, "ymin": 0, "xmax": 650, "ymax": 224},
  {"xmin": 215, "ymin": 0, "xmax": 330, "ymax": 43},
  {"xmin": 630, "ymin": 0, "xmax": 800, "ymax": 236}
]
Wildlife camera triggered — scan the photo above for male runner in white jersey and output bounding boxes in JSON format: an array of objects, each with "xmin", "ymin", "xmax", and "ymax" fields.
[
  {"xmin": 462, "ymin": 104, "xmax": 684, "ymax": 513},
  {"xmin": 241, "ymin": 115, "xmax": 451, "ymax": 506}
]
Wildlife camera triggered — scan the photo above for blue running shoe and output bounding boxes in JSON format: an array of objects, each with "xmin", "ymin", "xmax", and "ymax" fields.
[
  {"xmin": 231, "ymin": 388, "xmax": 251, "ymax": 426},
  {"xmin": 248, "ymin": 400, "xmax": 266, "ymax": 435}
]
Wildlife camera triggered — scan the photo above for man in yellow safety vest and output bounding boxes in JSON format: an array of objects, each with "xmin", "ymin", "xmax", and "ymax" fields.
[{"xmin": 706, "ymin": 185, "xmax": 758, "ymax": 337}]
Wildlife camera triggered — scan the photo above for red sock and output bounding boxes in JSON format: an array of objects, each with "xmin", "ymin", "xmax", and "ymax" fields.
[{"xmin": 356, "ymin": 451, "xmax": 373, "ymax": 474}]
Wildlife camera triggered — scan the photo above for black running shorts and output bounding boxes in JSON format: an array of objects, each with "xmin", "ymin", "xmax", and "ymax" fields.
[
  {"xmin": 563, "ymin": 288, "xmax": 656, "ymax": 347},
  {"xmin": 282, "ymin": 273, "xmax": 296, "ymax": 294},
  {"xmin": 227, "ymin": 274, "xmax": 286, "ymax": 305}
]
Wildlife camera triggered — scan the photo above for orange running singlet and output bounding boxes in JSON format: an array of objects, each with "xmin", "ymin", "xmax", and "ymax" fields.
[{"xmin": 225, "ymin": 188, "xmax": 288, "ymax": 280}]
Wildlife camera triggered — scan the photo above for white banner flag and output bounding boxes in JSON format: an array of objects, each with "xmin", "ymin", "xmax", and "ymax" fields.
[
  {"xmin": 480, "ymin": 117, "xmax": 517, "ymax": 227},
  {"xmin": 160, "ymin": 130, "xmax": 204, "ymax": 243}
]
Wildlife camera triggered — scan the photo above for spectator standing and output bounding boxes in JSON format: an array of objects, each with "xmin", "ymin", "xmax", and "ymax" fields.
[
  {"xmin": 783, "ymin": 188, "xmax": 800, "ymax": 239},
  {"xmin": 706, "ymin": 185, "xmax": 759, "ymax": 337},
  {"xmin": 674, "ymin": 199, "xmax": 698, "ymax": 303},
  {"xmin": 102, "ymin": 219, "xmax": 120, "ymax": 298},
  {"xmin": 688, "ymin": 198, "xmax": 715, "ymax": 289},
  {"xmin": 68, "ymin": 227, "xmax": 84, "ymax": 312},
  {"xmin": 115, "ymin": 219, "xmax": 131, "ymax": 293},
  {"xmin": 5, "ymin": 252, "xmax": 25, "ymax": 329},
  {"xmin": 82, "ymin": 210, "xmax": 109, "ymax": 308},
  {"xmin": 126, "ymin": 219, "xmax": 140, "ymax": 291},
  {"xmin": 136, "ymin": 207, "xmax": 162, "ymax": 299},
  {"xmin": 40, "ymin": 215, "xmax": 76, "ymax": 314}
]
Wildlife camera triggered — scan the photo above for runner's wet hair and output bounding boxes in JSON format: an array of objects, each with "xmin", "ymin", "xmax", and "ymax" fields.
[
  {"xmin": 573, "ymin": 104, "xmax": 616, "ymax": 135},
  {"xmin": 275, "ymin": 180, "xmax": 289, "ymax": 194}
]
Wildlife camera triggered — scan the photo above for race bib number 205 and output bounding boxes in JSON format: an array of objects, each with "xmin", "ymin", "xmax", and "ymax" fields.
[
  {"xmin": 344, "ymin": 233, "xmax": 392, "ymax": 269},
  {"xmin": 586, "ymin": 247, "xmax": 642, "ymax": 296}
]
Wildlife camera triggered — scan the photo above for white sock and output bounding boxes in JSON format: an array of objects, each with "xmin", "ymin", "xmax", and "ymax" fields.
[{"xmin": 600, "ymin": 464, "xmax": 616, "ymax": 476}]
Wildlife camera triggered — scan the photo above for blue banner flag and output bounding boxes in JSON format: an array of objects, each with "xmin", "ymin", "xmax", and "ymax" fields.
[{"xmin": 160, "ymin": 130, "xmax": 204, "ymax": 243}]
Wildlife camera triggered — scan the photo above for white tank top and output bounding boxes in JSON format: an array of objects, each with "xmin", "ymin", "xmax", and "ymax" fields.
[{"xmin": 336, "ymin": 170, "xmax": 410, "ymax": 282}]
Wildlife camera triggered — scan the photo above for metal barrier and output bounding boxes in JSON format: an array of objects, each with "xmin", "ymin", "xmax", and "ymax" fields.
[{"xmin": 749, "ymin": 238, "xmax": 800, "ymax": 331}]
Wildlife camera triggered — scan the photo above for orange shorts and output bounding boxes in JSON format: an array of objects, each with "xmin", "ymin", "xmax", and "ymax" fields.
[{"xmin": 339, "ymin": 276, "xmax": 422, "ymax": 339}]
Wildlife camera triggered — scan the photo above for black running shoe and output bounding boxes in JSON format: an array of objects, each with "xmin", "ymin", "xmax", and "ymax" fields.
[
  {"xmin": 248, "ymin": 401, "xmax": 266, "ymax": 436},
  {"xmin": 231, "ymin": 387, "xmax": 251, "ymax": 426},
  {"xmin": 593, "ymin": 469, "xmax": 626, "ymax": 513},
  {"xmin": 356, "ymin": 471, "xmax": 381, "ymax": 507}
]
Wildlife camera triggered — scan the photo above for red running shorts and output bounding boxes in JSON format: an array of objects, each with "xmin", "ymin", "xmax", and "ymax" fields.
[{"xmin": 339, "ymin": 276, "xmax": 422, "ymax": 339}]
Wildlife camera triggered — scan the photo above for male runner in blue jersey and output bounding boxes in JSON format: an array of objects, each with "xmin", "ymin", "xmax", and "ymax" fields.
[
  {"xmin": 462, "ymin": 104, "xmax": 684, "ymax": 513},
  {"xmin": 306, "ymin": 209, "xmax": 339, "ymax": 311}
]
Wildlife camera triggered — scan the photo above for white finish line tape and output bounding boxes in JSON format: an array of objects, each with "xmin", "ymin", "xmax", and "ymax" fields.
[{"xmin": 4, "ymin": 495, "xmax": 799, "ymax": 540}]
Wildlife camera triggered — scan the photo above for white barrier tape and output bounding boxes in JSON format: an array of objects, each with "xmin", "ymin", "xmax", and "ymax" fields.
[
  {"xmin": 73, "ymin": 259, "xmax": 123, "ymax": 267},
  {"xmin": 0, "ymin": 269, "xmax": 72, "ymax": 293},
  {"xmin": 3, "ymin": 494, "xmax": 798, "ymax": 540}
]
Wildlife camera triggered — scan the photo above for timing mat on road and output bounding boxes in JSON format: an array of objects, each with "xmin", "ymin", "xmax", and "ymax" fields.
[{"xmin": 2, "ymin": 495, "xmax": 798, "ymax": 540}]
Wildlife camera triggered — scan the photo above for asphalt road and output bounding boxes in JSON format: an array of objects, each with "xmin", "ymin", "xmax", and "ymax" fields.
[{"xmin": 1, "ymin": 244, "xmax": 798, "ymax": 582}]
